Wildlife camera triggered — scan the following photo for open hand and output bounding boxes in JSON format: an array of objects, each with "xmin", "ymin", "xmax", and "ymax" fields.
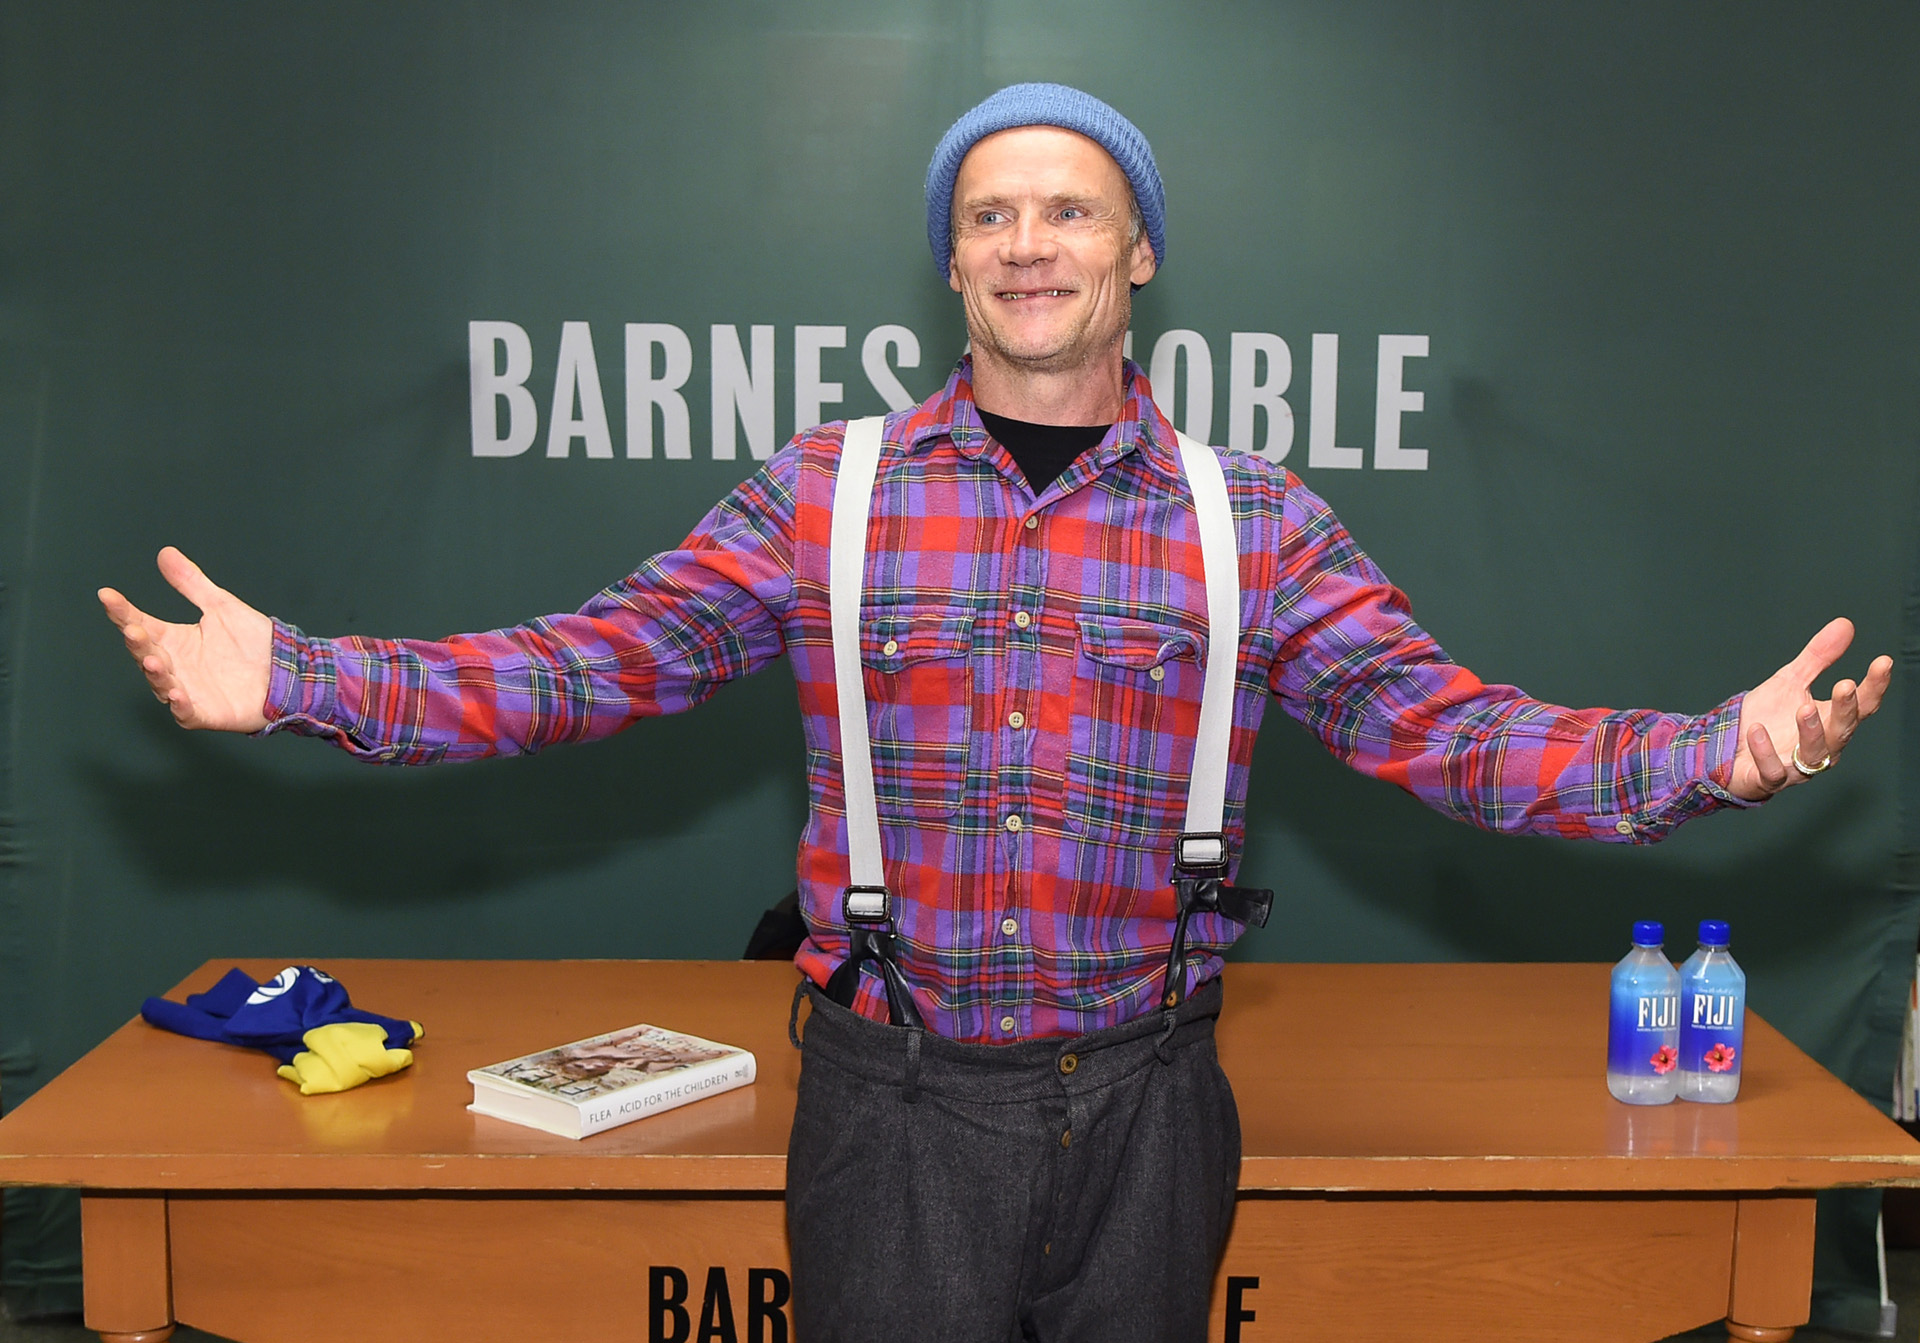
[
  {"xmin": 98, "ymin": 547, "xmax": 273, "ymax": 732},
  {"xmin": 1729, "ymin": 618, "xmax": 1891, "ymax": 801}
]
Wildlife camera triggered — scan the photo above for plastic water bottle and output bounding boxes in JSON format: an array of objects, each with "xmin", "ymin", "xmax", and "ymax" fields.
[
  {"xmin": 1607, "ymin": 921, "xmax": 1680, "ymax": 1105},
  {"xmin": 1678, "ymin": 920, "xmax": 1746, "ymax": 1103}
]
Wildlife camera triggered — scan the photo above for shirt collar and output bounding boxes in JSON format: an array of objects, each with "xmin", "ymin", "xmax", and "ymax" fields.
[{"xmin": 902, "ymin": 355, "xmax": 1186, "ymax": 484}]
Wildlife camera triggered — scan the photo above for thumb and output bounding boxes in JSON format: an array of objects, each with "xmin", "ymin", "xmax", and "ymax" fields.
[
  {"xmin": 1779, "ymin": 617, "xmax": 1856, "ymax": 688},
  {"xmin": 155, "ymin": 546, "xmax": 229, "ymax": 615}
]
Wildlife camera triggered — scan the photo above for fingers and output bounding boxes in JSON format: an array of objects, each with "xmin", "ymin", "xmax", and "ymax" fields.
[
  {"xmin": 1815, "ymin": 652, "xmax": 1894, "ymax": 755},
  {"xmin": 1747, "ymin": 725, "xmax": 1791, "ymax": 795},
  {"xmin": 1857, "ymin": 654, "xmax": 1894, "ymax": 718},
  {"xmin": 155, "ymin": 546, "xmax": 228, "ymax": 614},
  {"xmin": 99, "ymin": 587, "xmax": 164, "ymax": 662},
  {"xmin": 98, "ymin": 585, "xmax": 183, "ymax": 708},
  {"xmin": 1744, "ymin": 641, "xmax": 1892, "ymax": 801},
  {"xmin": 139, "ymin": 643, "xmax": 182, "ymax": 707},
  {"xmin": 1794, "ymin": 701, "xmax": 1832, "ymax": 771},
  {"xmin": 97, "ymin": 586, "xmax": 143, "ymax": 632},
  {"xmin": 1826, "ymin": 678, "xmax": 1861, "ymax": 748}
]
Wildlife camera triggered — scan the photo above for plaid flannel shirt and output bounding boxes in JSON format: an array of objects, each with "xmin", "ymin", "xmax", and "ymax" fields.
[{"xmin": 266, "ymin": 358, "xmax": 1748, "ymax": 1042}]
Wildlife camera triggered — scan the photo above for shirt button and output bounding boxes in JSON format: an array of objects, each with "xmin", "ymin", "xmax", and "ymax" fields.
[
  {"xmin": 1001, "ymin": 916, "xmax": 1019, "ymax": 936},
  {"xmin": 1013, "ymin": 610, "xmax": 1032, "ymax": 629},
  {"xmin": 1005, "ymin": 813, "xmax": 1024, "ymax": 833},
  {"xmin": 1025, "ymin": 515, "xmax": 1039, "ymax": 530},
  {"xmin": 1008, "ymin": 710, "xmax": 1026, "ymax": 729},
  {"xmin": 881, "ymin": 639, "xmax": 899, "ymax": 657},
  {"xmin": 1149, "ymin": 665, "xmax": 1165, "ymax": 682},
  {"xmin": 1614, "ymin": 819, "xmax": 1634, "ymax": 835},
  {"xmin": 1058, "ymin": 1053, "xmax": 1078, "ymax": 1075},
  {"xmin": 1000, "ymin": 1015, "xmax": 1017, "ymax": 1034}
]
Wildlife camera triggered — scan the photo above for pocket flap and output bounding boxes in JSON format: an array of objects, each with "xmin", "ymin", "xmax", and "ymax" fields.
[
  {"xmin": 861, "ymin": 610, "xmax": 977, "ymax": 670},
  {"xmin": 1075, "ymin": 616, "xmax": 1204, "ymax": 671}
]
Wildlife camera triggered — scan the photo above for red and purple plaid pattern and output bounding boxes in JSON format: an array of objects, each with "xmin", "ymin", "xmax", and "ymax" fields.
[{"xmin": 266, "ymin": 359, "xmax": 1748, "ymax": 1042}]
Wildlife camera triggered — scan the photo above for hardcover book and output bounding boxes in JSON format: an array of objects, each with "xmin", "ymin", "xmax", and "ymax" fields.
[{"xmin": 468, "ymin": 1022, "xmax": 757, "ymax": 1140}]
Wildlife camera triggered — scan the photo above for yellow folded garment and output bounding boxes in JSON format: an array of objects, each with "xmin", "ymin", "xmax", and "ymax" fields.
[{"xmin": 276, "ymin": 1021, "xmax": 417, "ymax": 1095}]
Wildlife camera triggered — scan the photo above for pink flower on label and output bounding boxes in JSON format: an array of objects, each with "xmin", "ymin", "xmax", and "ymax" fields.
[
  {"xmin": 1650, "ymin": 1045, "xmax": 1677, "ymax": 1075},
  {"xmin": 1704, "ymin": 1043, "xmax": 1737, "ymax": 1073}
]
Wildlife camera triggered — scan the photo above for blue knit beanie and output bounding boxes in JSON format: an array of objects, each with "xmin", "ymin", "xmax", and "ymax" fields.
[{"xmin": 925, "ymin": 83, "xmax": 1165, "ymax": 281}]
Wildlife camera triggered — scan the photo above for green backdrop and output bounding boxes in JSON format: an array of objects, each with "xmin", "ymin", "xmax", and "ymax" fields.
[{"xmin": 3, "ymin": 2, "xmax": 1917, "ymax": 1332}]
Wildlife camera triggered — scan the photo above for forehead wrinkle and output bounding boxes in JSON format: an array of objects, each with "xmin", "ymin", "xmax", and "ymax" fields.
[{"xmin": 958, "ymin": 189, "xmax": 1111, "ymax": 216}]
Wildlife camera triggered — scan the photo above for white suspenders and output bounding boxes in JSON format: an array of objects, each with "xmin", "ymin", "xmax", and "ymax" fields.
[
  {"xmin": 828, "ymin": 417, "xmax": 892, "ymax": 899},
  {"xmin": 1171, "ymin": 428, "xmax": 1239, "ymax": 857},
  {"xmin": 825, "ymin": 416, "xmax": 1270, "ymax": 1023}
]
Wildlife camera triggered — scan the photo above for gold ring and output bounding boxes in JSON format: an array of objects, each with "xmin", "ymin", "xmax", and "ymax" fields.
[{"xmin": 1791, "ymin": 744, "xmax": 1833, "ymax": 777}]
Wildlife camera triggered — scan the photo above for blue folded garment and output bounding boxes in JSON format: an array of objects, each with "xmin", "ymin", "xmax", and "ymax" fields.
[{"xmin": 141, "ymin": 965, "xmax": 417, "ymax": 1064}]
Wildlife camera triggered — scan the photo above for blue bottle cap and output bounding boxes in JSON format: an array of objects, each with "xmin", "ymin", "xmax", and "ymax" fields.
[
  {"xmin": 1632, "ymin": 920, "xmax": 1664, "ymax": 946},
  {"xmin": 1698, "ymin": 919, "xmax": 1730, "ymax": 947}
]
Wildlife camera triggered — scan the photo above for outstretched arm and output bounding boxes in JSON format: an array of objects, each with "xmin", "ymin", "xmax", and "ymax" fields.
[
  {"xmin": 98, "ymin": 546, "xmax": 273, "ymax": 733},
  {"xmin": 1270, "ymin": 479, "xmax": 1890, "ymax": 840},
  {"xmin": 98, "ymin": 445, "xmax": 802, "ymax": 760}
]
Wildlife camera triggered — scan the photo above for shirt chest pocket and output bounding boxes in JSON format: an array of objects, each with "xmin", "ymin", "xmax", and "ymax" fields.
[
  {"xmin": 1064, "ymin": 615, "xmax": 1206, "ymax": 844},
  {"xmin": 857, "ymin": 609, "xmax": 976, "ymax": 820}
]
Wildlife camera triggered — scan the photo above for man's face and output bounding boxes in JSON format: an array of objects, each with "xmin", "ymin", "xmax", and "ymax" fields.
[{"xmin": 947, "ymin": 126, "xmax": 1157, "ymax": 379}]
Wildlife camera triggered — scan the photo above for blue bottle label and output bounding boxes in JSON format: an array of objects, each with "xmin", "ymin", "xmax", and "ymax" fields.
[
  {"xmin": 1607, "ymin": 988, "xmax": 1678, "ymax": 1076},
  {"xmin": 1679, "ymin": 990, "xmax": 1743, "ymax": 1073}
]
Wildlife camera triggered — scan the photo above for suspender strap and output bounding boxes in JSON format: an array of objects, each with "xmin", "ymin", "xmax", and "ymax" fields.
[
  {"xmin": 1162, "ymin": 432, "xmax": 1272, "ymax": 1010},
  {"xmin": 830, "ymin": 416, "xmax": 888, "ymax": 893},
  {"xmin": 825, "ymin": 416, "xmax": 1266, "ymax": 1023},
  {"xmin": 1174, "ymin": 431, "xmax": 1238, "ymax": 839},
  {"xmin": 824, "ymin": 417, "xmax": 924, "ymax": 1030}
]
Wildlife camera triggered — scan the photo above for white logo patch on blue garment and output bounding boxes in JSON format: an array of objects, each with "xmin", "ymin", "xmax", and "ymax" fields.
[{"xmin": 246, "ymin": 967, "xmax": 304, "ymax": 1005}]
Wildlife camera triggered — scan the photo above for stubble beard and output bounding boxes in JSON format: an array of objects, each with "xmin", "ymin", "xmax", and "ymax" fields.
[{"xmin": 966, "ymin": 283, "xmax": 1133, "ymax": 381}]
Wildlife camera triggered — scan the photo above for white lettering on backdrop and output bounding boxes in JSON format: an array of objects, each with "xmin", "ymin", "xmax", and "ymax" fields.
[
  {"xmin": 626, "ymin": 323, "xmax": 693, "ymax": 459},
  {"xmin": 1228, "ymin": 331, "xmax": 1292, "ymax": 461},
  {"xmin": 545, "ymin": 321, "xmax": 613, "ymax": 459},
  {"xmin": 466, "ymin": 323, "xmax": 1430, "ymax": 470},
  {"xmin": 710, "ymin": 324, "xmax": 775, "ymax": 461}
]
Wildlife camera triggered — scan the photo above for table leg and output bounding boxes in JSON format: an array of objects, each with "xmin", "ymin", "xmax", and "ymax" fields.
[
  {"xmin": 81, "ymin": 1194, "xmax": 174, "ymax": 1343},
  {"xmin": 1724, "ymin": 1195, "xmax": 1816, "ymax": 1343}
]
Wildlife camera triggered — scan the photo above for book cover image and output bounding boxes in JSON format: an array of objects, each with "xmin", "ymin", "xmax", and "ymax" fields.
[{"xmin": 476, "ymin": 1024, "xmax": 740, "ymax": 1102}]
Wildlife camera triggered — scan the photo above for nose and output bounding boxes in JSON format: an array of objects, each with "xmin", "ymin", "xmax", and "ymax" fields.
[{"xmin": 1000, "ymin": 213, "xmax": 1058, "ymax": 268}]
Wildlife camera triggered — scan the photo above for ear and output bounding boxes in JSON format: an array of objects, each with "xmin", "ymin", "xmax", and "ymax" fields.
[
  {"xmin": 948, "ymin": 262, "xmax": 963, "ymax": 293},
  {"xmin": 1128, "ymin": 233, "xmax": 1156, "ymax": 287}
]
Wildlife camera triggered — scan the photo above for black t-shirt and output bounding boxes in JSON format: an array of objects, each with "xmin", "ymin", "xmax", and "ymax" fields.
[{"xmin": 977, "ymin": 409, "xmax": 1111, "ymax": 496}]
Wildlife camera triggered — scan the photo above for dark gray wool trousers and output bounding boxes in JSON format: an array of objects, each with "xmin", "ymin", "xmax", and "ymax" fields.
[{"xmin": 785, "ymin": 977, "xmax": 1240, "ymax": 1343}]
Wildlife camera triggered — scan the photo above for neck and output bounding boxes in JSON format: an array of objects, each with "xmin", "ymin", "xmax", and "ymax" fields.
[{"xmin": 967, "ymin": 342, "xmax": 1128, "ymax": 425}]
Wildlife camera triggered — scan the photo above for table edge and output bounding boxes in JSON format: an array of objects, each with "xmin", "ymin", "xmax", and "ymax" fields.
[{"xmin": 8, "ymin": 1151, "xmax": 1920, "ymax": 1195}]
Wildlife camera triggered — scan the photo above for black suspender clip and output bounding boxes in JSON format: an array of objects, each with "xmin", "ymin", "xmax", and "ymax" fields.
[
  {"xmin": 825, "ymin": 885, "xmax": 926, "ymax": 1030},
  {"xmin": 1161, "ymin": 832, "xmax": 1273, "ymax": 1009}
]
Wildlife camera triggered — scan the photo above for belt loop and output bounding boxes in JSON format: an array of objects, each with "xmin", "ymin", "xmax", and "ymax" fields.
[
  {"xmin": 789, "ymin": 976, "xmax": 810, "ymax": 1050},
  {"xmin": 902, "ymin": 1028, "xmax": 923, "ymax": 1104},
  {"xmin": 1153, "ymin": 1007, "xmax": 1179, "ymax": 1065}
]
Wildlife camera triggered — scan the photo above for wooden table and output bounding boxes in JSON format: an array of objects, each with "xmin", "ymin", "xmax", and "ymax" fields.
[{"xmin": 2, "ymin": 960, "xmax": 1916, "ymax": 1343}]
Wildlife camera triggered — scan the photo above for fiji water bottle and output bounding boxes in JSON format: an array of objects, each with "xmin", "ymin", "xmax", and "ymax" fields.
[
  {"xmin": 1678, "ymin": 920, "xmax": 1746, "ymax": 1103},
  {"xmin": 1607, "ymin": 921, "xmax": 1680, "ymax": 1104}
]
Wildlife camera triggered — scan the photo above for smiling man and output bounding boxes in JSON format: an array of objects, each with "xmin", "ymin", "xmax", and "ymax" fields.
[
  {"xmin": 101, "ymin": 84, "xmax": 1890, "ymax": 1341},
  {"xmin": 946, "ymin": 122, "xmax": 1156, "ymax": 409}
]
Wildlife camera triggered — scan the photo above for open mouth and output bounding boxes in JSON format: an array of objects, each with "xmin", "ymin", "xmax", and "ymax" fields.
[{"xmin": 997, "ymin": 289, "xmax": 1076, "ymax": 301}]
